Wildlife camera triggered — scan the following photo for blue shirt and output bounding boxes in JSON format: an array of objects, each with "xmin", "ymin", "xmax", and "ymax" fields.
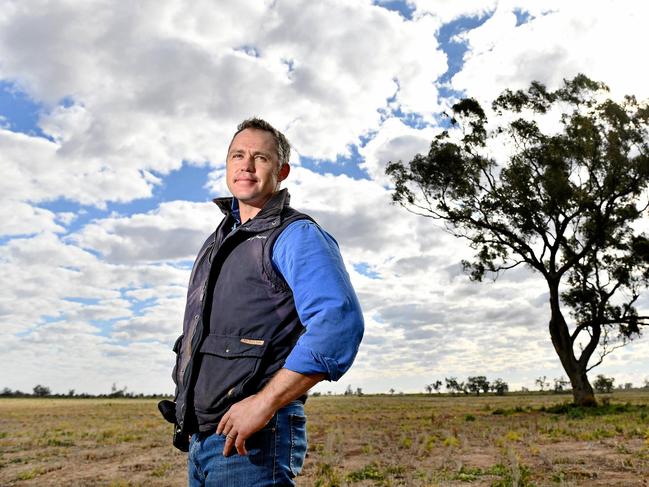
[
  {"xmin": 272, "ymin": 220, "xmax": 364, "ymax": 381},
  {"xmin": 231, "ymin": 199, "xmax": 364, "ymax": 381}
]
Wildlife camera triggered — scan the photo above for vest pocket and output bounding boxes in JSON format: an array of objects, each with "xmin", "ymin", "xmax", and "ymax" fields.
[{"xmin": 193, "ymin": 334, "xmax": 267, "ymax": 413}]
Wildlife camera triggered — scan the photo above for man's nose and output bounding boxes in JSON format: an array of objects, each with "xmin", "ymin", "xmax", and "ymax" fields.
[{"xmin": 240, "ymin": 153, "xmax": 255, "ymax": 171}]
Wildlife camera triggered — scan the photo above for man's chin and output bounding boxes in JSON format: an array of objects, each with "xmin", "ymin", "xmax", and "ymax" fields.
[{"xmin": 235, "ymin": 195, "xmax": 265, "ymax": 207}]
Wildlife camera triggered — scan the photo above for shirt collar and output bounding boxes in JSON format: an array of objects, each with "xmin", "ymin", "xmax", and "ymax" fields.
[
  {"xmin": 230, "ymin": 198, "xmax": 241, "ymax": 231},
  {"xmin": 231, "ymin": 198, "xmax": 241, "ymax": 225}
]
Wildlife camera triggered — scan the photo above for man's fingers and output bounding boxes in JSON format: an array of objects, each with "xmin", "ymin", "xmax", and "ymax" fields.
[
  {"xmin": 222, "ymin": 434, "xmax": 235, "ymax": 457},
  {"xmin": 216, "ymin": 413, "xmax": 230, "ymax": 435},
  {"xmin": 221, "ymin": 423, "xmax": 233, "ymax": 437},
  {"xmin": 235, "ymin": 436, "xmax": 248, "ymax": 456}
]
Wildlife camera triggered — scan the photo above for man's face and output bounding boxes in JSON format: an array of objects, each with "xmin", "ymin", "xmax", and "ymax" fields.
[{"xmin": 226, "ymin": 128, "xmax": 289, "ymax": 208}]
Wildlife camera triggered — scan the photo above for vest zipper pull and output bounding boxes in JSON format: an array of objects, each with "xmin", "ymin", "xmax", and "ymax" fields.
[{"xmin": 200, "ymin": 280, "xmax": 208, "ymax": 302}]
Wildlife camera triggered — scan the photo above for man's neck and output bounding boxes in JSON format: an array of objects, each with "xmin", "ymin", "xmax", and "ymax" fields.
[
  {"xmin": 239, "ymin": 203, "xmax": 261, "ymax": 224},
  {"xmin": 237, "ymin": 192, "xmax": 277, "ymax": 223}
]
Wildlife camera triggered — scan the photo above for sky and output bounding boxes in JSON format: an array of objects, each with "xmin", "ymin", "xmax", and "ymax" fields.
[{"xmin": 1, "ymin": 0, "xmax": 649, "ymax": 395}]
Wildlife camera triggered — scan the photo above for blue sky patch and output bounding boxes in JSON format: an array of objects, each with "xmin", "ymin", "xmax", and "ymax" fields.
[
  {"xmin": 38, "ymin": 163, "xmax": 215, "ymax": 236},
  {"xmin": 63, "ymin": 297, "xmax": 101, "ymax": 305},
  {"xmin": 37, "ymin": 199, "xmax": 99, "ymax": 235},
  {"xmin": 150, "ymin": 163, "xmax": 214, "ymax": 203},
  {"xmin": 0, "ymin": 81, "xmax": 51, "ymax": 139},
  {"xmin": 436, "ymin": 13, "xmax": 494, "ymax": 84},
  {"xmin": 234, "ymin": 45, "xmax": 261, "ymax": 58},
  {"xmin": 128, "ymin": 298, "xmax": 158, "ymax": 319},
  {"xmin": 380, "ymin": 81, "xmax": 429, "ymax": 129},
  {"xmin": 374, "ymin": 0, "xmax": 415, "ymax": 20},
  {"xmin": 513, "ymin": 8, "xmax": 533, "ymax": 26},
  {"xmin": 167, "ymin": 260, "xmax": 194, "ymax": 270},
  {"xmin": 300, "ymin": 145, "xmax": 371, "ymax": 180},
  {"xmin": 90, "ymin": 317, "xmax": 124, "ymax": 337},
  {"xmin": 282, "ymin": 58, "xmax": 295, "ymax": 74},
  {"xmin": 354, "ymin": 262, "xmax": 381, "ymax": 279},
  {"xmin": 0, "ymin": 234, "xmax": 39, "ymax": 245}
]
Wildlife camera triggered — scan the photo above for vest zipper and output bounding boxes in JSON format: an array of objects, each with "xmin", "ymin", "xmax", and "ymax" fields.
[{"xmin": 179, "ymin": 227, "xmax": 251, "ymax": 429}]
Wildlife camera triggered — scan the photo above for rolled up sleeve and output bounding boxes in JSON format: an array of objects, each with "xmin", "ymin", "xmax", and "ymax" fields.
[{"xmin": 272, "ymin": 220, "xmax": 364, "ymax": 381}]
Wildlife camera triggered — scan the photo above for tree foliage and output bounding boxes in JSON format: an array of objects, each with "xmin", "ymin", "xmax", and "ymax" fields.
[
  {"xmin": 466, "ymin": 375, "xmax": 490, "ymax": 395},
  {"xmin": 593, "ymin": 374, "xmax": 615, "ymax": 393},
  {"xmin": 490, "ymin": 378, "xmax": 509, "ymax": 395},
  {"xmin": 535, "ymin": 376, "xmax": 550, "ymax": 392},
  {"xmin": 444, "ymin": 377, "xmax": 465, "ymax": 394},
  {"xmin": 387, "ymin": 74, "xmax": 649, "ymax": 406},
  {"xmin": 32, "ymin": 384, "xmax": 51, "ymax": 397},
  {"xmin": 553, "ymin": 376, "xmax": 570, "ymax": 393}
]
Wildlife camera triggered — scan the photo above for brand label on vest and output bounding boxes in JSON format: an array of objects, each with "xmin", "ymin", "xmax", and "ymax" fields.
[{"xmin": 240, "ymin": 338, "xmax": 265, "ymax": 346}]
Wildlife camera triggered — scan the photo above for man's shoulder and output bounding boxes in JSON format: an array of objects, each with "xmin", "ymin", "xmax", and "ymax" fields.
[
  {"xmin": 274, "ymin": 217, "xmax": 338, "ymax": 252},
  {"xmin": 280, "ymin": 205, "xmax": 315, "ymax": 222},
  {"xmin": 279, "ymin": 217, "xmax": 320, "ymax": 238}
]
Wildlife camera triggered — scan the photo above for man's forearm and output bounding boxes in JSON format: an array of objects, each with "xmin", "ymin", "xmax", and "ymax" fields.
[{"xmin": 257, "ymin": 368, "xmax": 326, "ymax": 411}]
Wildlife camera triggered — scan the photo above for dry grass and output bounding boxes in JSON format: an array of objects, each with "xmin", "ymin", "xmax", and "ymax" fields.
[
  {"xmin": 0, "ymin": 392, "xmax": 648, "ymax": 486},
  {"xmin": 0, "ymin": 398, "xmax": 185, "ymax": 486},
  {"xmin": 301, "ymin": 391, "xmax": 649, "ymax": 486}
]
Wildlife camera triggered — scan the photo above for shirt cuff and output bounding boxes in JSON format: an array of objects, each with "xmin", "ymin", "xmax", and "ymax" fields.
[{"xmin": 283, "ymin": 343, "xmax": 344, "ymax": 381}]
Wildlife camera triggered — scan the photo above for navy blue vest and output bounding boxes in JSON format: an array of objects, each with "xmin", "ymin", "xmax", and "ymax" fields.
[{"xmin": 172, "ymin": 189, "xmax": 313, "ymax": 432}]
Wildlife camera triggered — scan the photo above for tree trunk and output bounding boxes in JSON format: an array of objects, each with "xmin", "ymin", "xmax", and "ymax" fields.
[
  {"xmin": 548, "ymin": 282, "xmax": 597, "ymax": 407},
  {"xmin": 569, "ymin": 369, "xmax": 597, "ymax": 407}
]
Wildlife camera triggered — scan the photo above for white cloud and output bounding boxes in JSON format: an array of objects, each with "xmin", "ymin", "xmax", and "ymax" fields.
[
  {"xmin": 71, "ymin": 200, "xmax": 218, "ymax": 263},
  {"xmin": 451, "ymin": 0, "xmax": 649, "ymax": 103},
  {"xmin": 0, "ymin": 231, "xmax": 188, "ymax": 334},
  {"xmin": 2, "ymin": 0, "xmax": 649, "ymax": 395},
  {"xmin": 0, "ymin": 0, "xmax": 448, "ymax": 210},
  {"xmin": 55, "ymin": 212, "xmax": 78, "ymax": 226},
  {"xmin": 410, "ymin": 0, "xmax": 497, "ymax": 23},
  {"xmin": 0, "ymin": 227, "xmax": 190, "ymax": 393},
  {"xmin": 359, "ymin": 117, "xmax": 439, "ymax": 184},
  {"xmin": 1, "ymin": 329, "xmax": 175, "ymax": 395},
  {"xmin": 112, "ymin": 295, "xmax": 187, "ymax": 342},
  {"xmin": 0, "ymin": 200, "xmax": 65, "ymax": 236},
  {"xmin": 0, "ymin": 128, "xmax": 158, "ymax": 207}
]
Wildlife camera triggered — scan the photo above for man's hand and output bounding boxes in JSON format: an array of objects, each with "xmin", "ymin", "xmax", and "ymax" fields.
[
  {"xmin": 217, "ymin": 369, "xmax": 326, "ymax": 456},
  {"xmin": 216, "ymin": 394, "xmax": 275, "ymax": 457}
]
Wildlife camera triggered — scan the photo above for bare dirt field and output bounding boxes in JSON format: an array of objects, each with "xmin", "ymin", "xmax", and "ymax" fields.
[{"xmin": 1, "ymin": 392, "xmax": 648, "ymax": 486}]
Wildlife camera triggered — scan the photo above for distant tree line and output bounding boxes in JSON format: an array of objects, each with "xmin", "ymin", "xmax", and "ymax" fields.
[
  {"xmin": 535, "ymin": 375, "xmax": 571, "ymax": 393},
  {"xmin": 343, "ymin": 385, "xmax": 364, "ymax": 396},
  {"xmin": 0, "ymin": 383, "xmax": 171, "ymax": 399},
  {"xmin": 13, "ymin": 378, "xmax": 640, "ymax": 399},
  {"xmin": 421, "ymin": 375, "xmax": 649, "ymax": 397},
  {"xmin": 536, "ymin": 374, "xmax": 644, "ymax": 394},
  {"xmin": 423, "ymin": 376, "xmax": 510, "ymax": 396}
]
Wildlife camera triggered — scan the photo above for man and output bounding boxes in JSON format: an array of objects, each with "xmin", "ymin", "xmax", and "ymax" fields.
[{"xmin": 166, "ymin": 118, "xmax": 364, "ymax": 486}]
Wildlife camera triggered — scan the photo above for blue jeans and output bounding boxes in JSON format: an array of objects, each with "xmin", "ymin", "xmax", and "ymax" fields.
[{"xmin": 188, "ymin": 400, "xmax": 307, "ymax": 486}]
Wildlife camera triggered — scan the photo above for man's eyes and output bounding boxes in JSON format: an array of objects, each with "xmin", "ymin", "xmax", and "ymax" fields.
[{"xmin": 229, "ymin": 153, "xmax": 271, "ymax": 162}]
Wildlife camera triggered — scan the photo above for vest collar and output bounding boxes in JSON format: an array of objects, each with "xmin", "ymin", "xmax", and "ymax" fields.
[{"xmin": 213, "ymin": 189, "xmax": 291, "ymax": 230}]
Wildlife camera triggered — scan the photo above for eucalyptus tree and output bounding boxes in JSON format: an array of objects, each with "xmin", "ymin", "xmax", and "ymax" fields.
[{"xmin": 387, "ymin": 75, "xmax": 649, "ymax": 406}]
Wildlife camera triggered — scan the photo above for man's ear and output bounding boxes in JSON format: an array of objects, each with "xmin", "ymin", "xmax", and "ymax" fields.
[{"xmin": 278, "ymin": 163, "xmax": 290, "ymax": 182}]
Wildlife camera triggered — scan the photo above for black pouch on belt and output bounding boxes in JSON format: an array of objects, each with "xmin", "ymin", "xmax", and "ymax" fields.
[{"xmin": 158, "ymin": 400, "xmax": 189, "ymax": 452}]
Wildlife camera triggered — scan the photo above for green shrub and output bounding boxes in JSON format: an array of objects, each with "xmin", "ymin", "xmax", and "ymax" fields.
[{"xmin": 346, "ymin": 463, "xmax": 384, "ymax": 481}]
